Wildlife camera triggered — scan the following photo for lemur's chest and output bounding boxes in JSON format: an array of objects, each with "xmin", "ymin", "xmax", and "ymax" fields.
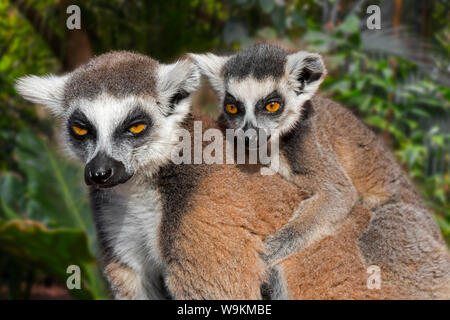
[{"xmin": 91, "ymin": 182, "xmax": 164, "ymax": 273}]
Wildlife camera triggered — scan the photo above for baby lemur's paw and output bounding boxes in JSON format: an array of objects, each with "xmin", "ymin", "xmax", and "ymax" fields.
[
  {"xmin": 262, "ymin": 227, "xmax": 303, "ymax": 267},
  {"xmin": 104, "ymin": 261, "xmax": 139, "ymax": 300}
]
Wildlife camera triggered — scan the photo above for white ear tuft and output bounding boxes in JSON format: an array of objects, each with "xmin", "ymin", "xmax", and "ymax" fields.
[
  {"xmin": 189, "ymin": 53, "xmax": 229, "ymax": 94},
  {"xmin": 158, "ymin": 59, "xmax": 201, "ymax": 99},
  {"xmin": 285, "ymin": 51, "xmax": 326, "ymax": 97},
  {"xmin": 15, "ymin": 74, "xmax": 69, "ymax": 116}
]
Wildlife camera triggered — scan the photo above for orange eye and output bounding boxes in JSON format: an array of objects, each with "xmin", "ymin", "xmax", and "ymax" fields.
[
  {"xmin": 225, "ymin": 104, "xmax": 238, "ymax": 114},
  {"xmin": 129, "ymin": 123, "xmax": 147, "ymax": 134},
  {"xmin": 265, "ymin": 102, "xmax": 280, "ymax": 112},
  {"xmin": 72, "ymin": 126, "xmax": 88, "ymax": 136}
]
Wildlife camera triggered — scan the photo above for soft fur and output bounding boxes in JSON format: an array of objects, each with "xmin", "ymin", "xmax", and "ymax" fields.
[
  {"xmin": 16, "ymin": 50, "xmax": 450, "ymax": 299},
  {"xmin": 15, "ymin": 52, "xmax": 307, "ymax": 299},
  {"xmin": 192, "ymin": 43, "xmax": 450, "ymax": 298}
]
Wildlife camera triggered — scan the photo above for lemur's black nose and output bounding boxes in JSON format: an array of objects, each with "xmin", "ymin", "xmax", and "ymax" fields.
[
  {"xmin": 84, "ymin": 152, "xmax": 131, "ymax": 188},
  {"xmin": 90, "ymin": 167, "xmax": 113, "ymax": 184}
]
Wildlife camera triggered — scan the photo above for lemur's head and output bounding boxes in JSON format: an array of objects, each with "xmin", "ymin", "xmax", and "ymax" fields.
[
  {"xmin": 16, "ymin": 52, "xmax": 199, "ymax": 188},
  {"xmin": 191, "ymin": 43, "xmax": 326, "ymax": 140}
]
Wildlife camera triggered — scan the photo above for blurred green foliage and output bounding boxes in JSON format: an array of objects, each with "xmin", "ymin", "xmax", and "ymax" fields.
[
  {"xmin": 0, "ymin": 0, "xmax": 448, "ymax": 299},
  {"xmin": 0, "ymin": 131, "xmax": 108, "ymax": 299},
  {"xmin": 0, "ymin": 219, "xmax": 95, "ymax": 299}
]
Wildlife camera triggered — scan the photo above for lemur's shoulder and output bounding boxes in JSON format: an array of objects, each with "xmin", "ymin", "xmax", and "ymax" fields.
[
  {"xmin": 156, "ymin": 113, "xmax": 219, "ymax": 261},
  {"xmin": 310, "ymin": 95, "xmax": 362, "ymax": 126},
  {"xmin": 164, "ymin": 158, "xmax": 309, "ymax": 299},
  {"xmin": 309, "ymin": 95, "xmax": 379, "ymax": 147}
]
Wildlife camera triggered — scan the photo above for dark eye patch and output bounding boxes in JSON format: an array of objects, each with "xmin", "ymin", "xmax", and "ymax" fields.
[
  {"xmin": 256, "ymin": 90, "xmax": 284, "ymax": 115},
  {"xmin": 67, "ymin": 110, "xmax": 96, "ymax": 140},
  {"xmin": 223, "ymin": 92, "xmax": 245, "ymax": 116},
  {"xmin": 114, "ymin": 107, "xmax": 152, "ymax": 139}
]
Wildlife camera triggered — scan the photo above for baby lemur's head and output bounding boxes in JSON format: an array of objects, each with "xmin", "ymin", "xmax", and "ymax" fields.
[
  {"xmin": 16, "ymin": 51, "xmax": 200, "ymax": 188},
  {"xmin": 191, "ymin": 43, "xmax": 326, "ymax": 140}
]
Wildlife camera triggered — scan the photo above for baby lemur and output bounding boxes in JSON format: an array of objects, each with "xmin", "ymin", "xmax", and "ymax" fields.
[
  {"xmin": 15, "ymin": 51, "xmax": 310, "ymax": 299},
  {"xmin": 191, "ymin": 43, "xmax": 450, "ymax": 275}
]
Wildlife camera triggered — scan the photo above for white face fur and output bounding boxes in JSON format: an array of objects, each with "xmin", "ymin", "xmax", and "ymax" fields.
[
  {"xmin": 191, "ymin": 45, "xmax": 326, "ymax": 141},
  {"xmin": 15, "ymin": 55, "xmax": 200, "ymax": 187}
]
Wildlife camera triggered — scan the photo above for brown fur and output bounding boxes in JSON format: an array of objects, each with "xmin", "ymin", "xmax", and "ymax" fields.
[
  {"xmin": 101, "ymin": 115, "xmax": 309, "ymax": 299},
  {"xmin": 253, "ymin": 96, "xmax": 450, "ymax": 298},
  {"xmin": 313, "ymin": 97, "xmax": 450, "ymax": 298},
  {"xmin": 103, "ymin": 257, "xmax": 140, "ymax": 299},
  {"xmin": 64, "ymin": 51, "xmax": 158, "ymax": 104},
  {"xmin": 194, "ymin": 44, "xmax": 450, "ymax": 298},
  {"xmin": 159, "ymin": 115, "xmax": 309, "ymax": 299},
  {"xmin": 282, "ymin": 205, "xmax": 423, "ymax": 299},
  {"xmin": 102, "ymin": 113, "xmax": 449, "ymax": 299},
  {"xmin": 54, "ymin": 52, "xmax": 448, "ymax": 299},
  {"xmin": 165, "ymin": 163, "xmax": 309, "ymax": 299}
]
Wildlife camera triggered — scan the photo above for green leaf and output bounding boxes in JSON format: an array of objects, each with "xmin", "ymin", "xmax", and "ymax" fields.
[
  {"xmin": 290, "ymin": 11, "xmax": 306, "ymax": 28},
  {"xmin": 2, "ymin": 131, "xmax": 109, "ymax": 299},
  {"xmin": 338, "ymin": 15, "xmax": 360, "ymax": 34},
  {"xmin": 382, "ymin": 68, "xmax": 393, "ymax": 79},
  {"xmin": 359, "ymin": 95, "xmax": 372, "ymax": 111},
  {"xmin": 271, "ymin": 6, "xmax": 286, "ymax": 32},
  {"xmin": 364, "ymin": 115, "xmax": 388, "ymax": 130},
  {"xmin": 338, "ymin": 89, "xmax": 362, "ymax": 100},
  {"xmin": 259, "ymin": 0, "xmax": 274, "ymax": 13},
  {"xmin": 431, "ymin": 135, "xmax": 444, "ymax": 146},
  {"xmin": 256, "ymin": 27, "xmax": 278, "ymax": 40},
  {"xmin": 325, "ymin": 79, "xmax": 352, "ymax": 94},
  {"xmin": 15, "ymin": 131, "xmax": 93, "ymax": 233},
  {"xmin": 0, "ymin": 173, "xmax": 25, "ymax": 220},
  {"xmin": 435, "ymin": 215, "xmax": 450, "ymax": 238},
  {"xmin": 0, "ymin": 218, "xmax": 96, "ymax": 299}
]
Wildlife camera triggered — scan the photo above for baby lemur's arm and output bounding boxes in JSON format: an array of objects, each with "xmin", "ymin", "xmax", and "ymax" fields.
[
  {"xmin": 161, "ymin": 164, "xmax": 307, "ymax": 299},
  {"xmin": 102, "ymin": 255, "xmax": 170, "ymax": 300},
  {"xmin": 263, "ymin": 130, "xmax": 358, "ymax": 266},
  {"xmin": 102, "ymin": 256, "xmax": 142, "ymax": 299}
]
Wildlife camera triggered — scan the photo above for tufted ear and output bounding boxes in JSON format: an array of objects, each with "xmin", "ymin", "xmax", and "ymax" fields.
[
  {"xmin": 285, "ymin": 51, "xmax": 326, "ymax": 98},
  {"xmin": 15, "ymin": 74, "xmax": 69, "ymax": 116},
  {"xmin": 189, "ymin": 53, "xmax": 230, "ymax": 95},
  {"xmin": 157, "ymin": 59, "xmax": 201, "ymax": 113}
]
